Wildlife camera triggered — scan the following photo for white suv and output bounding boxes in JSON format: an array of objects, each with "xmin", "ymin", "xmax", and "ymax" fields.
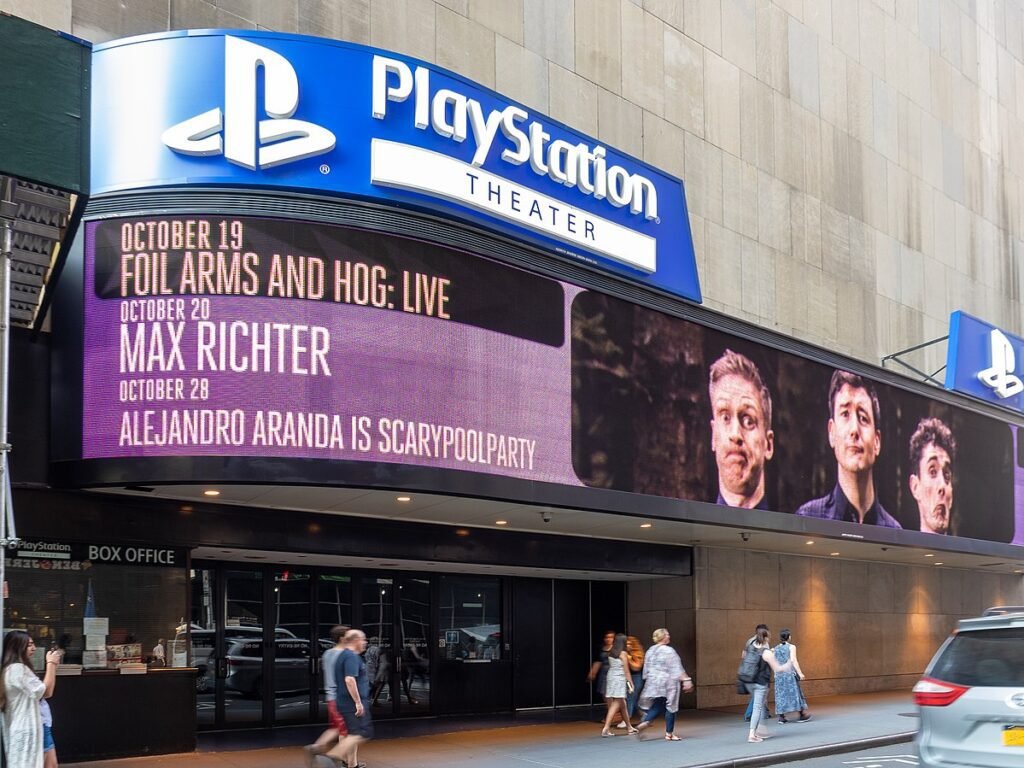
[{"xmin": 914, "ymin": 607, "xmax": 1024, "ymax": 768}]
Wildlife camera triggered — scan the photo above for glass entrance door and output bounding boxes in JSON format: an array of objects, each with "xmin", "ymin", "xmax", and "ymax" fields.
[
  {"xmin": 396, "ymin": 577, "xmax": 431, "ymax": 714},
  {"xmin": 192, "ymin": 563, "xmax": 432, "ymax": 729},
  {"xmin": 272, "ymin": 569, "xmax": 313, "ymax": 724},
  {"xmin": 360, "ymin": 576, "xmax": 432, "ymax": 718},
  {"xmin": 223, "ymin": 569, "xmax": 265, "ymax": 726},
  {"xmin": 315, "ymin": 573, "xmax": 353, "ymax": 724}
]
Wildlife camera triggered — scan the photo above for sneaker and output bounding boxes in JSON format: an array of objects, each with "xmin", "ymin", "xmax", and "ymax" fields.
[
  {"xmin": 778, "ymin": 716, "xmax": 788, "ymax": 724},
  {"xmin": 797, "ymin": 714, "xmax": 812, "ymax": 723},
  {"xmin": 616, "ymin": 721, "xmax": 628, "ymax": 729}
]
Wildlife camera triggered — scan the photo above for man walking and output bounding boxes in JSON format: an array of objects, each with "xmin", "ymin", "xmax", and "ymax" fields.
[
  {"xmin": 326, "ymin": 629, "xmax": 372, "ymax": 768},
  {"xmin": 303, "ymin": 625, "xmax": 349, "ymax": 767}
]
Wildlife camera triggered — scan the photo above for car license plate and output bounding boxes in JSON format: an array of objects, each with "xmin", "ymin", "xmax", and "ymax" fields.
[{"xmin": 1003, "ymin": 726, "xmax": 1024, "ymax": 746}]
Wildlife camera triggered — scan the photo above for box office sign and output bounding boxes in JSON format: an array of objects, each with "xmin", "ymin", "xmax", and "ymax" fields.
[
  {"xmin": 946, "ymin": 311, "xmax": 1024, "ymax": 413},
  {"xmin": 90, "ymin": 30, "xmax": 701, "ymax": 303},
  {"xmin": 7, "ymin": 540, "xmax": 185, "ymax": 568}
]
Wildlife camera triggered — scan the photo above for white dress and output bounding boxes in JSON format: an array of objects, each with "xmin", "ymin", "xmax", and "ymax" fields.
[
  {"xmin": 2, "ymin": 663, "xmax": 45, "ymax": 768},
  {"xmin": 605, "ymin": 656, "xmax": 627, "ymax": 698}
]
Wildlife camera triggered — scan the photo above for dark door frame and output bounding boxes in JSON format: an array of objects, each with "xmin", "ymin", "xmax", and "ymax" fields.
[{"xmin": 192, "ymin": 560, "xmax": 445, "ymax": 730}]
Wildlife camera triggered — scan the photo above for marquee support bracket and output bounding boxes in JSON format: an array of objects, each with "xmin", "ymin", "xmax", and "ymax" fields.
[{"xmin": 881, "ymin": 335, "xmax": 948, "ymax": 387}]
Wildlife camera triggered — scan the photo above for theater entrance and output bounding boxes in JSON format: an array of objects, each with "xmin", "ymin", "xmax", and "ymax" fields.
[{"xmin": 189, "ymin": 561, "xmax": 519, "ymax": 730}]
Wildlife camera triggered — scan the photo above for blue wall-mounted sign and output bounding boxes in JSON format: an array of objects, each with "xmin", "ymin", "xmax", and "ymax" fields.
[
  {"xmin": 90, "ymin": 30, "xmax": 702, "ymax": 303},
  {"xmin": 946, "ymin": 311, "xmax": 1024, "ymax": 413}
]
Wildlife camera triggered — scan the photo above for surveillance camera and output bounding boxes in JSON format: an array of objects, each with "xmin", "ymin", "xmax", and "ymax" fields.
[
  {"xmin": 740, "ymin": 532, "xmax": 750, "ymax": 542},
  {"xmin": 541, "ymin": 510, "xmax": 552, "ymax": 523}
]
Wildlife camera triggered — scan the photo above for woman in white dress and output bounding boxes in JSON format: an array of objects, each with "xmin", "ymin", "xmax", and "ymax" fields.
[
  {"xmin": 600, "ymin": 634, "xmax": 636, "ymax": 736},
  {"xmin": 1, "ymin": 631, "xmax": 61, "ymax": 768}
]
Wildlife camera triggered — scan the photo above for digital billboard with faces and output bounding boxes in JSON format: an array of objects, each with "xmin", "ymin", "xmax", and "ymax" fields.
[{"xmin": 84, "ymin": 215, "xmax": 1023, "ymax": 547}]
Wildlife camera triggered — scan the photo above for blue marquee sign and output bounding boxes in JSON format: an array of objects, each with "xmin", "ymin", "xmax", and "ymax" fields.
[
  {"xmin": 946, "ymin": 310, "xmax": 1024, "ymax": 413},
  {"xmin": 90, "ymin": 30, "xmax": 702, "ymax": 303}
]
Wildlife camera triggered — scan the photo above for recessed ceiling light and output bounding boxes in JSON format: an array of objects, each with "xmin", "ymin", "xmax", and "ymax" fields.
[
  {"xmin": 396, "ymin": 496, "xmax": 411, "ymax": 502},
  {"xmin": 934, "ymin": 562, "xmax": 944, "ymax": 566},
  {"xmin": 495, "ymin": 520, "xmax": 508, "ymax": 525},
  {"xmin": 640, "ymin": 523, "xmax": 653, "ymax": 528},
  {"xmin": 805, "ymin": 540, "xmax": 814, "ymax": 545},
  {"xmin": 203, "ymin": 489, "xmax": 220, "ymax": 496},
  {"xmin": 924, "ymin": 553, "xmax": 935, "ymax": 557},
  {"xmin": 830, "ymin": 552, "xmax": 840, "ymax": 556},
  {"xmin": 455, "ymin": 529, "xmax": 470, "ymax": 536}
]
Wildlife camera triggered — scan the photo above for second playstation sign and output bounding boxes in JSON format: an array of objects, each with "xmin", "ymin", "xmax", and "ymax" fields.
[{"xmin": 91, "ymin": 30, "xmax": 701, "ymax": 303}]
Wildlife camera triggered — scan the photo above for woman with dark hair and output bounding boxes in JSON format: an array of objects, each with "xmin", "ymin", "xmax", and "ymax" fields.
[
  {"xmin": 600, "ymin": 634, "xmax": 636, "ymax": 736},
  {"xmin": 1, "ymin": 631, "xmax": 62, "ymax": 768},
  {"xmin": 740, "ymin": 626, "xmax": 792, "ymax": 743},
  {"xmin": 773, "ymin": 629, "xmax": 811, "ymax": 723}
]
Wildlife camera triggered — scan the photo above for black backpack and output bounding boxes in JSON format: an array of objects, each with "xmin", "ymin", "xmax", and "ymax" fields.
[{"xmin": 736, "ymin": 641, "xmax": 762, "ymax": 683}]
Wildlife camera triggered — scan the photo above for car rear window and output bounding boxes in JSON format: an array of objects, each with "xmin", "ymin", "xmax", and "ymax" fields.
[{"xmin": 930, "ymin": 627, "xmax": 1024, "ymax": 686}]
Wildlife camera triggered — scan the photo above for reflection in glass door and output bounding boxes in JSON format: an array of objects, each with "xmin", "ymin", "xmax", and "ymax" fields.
[
  {"xmin": 273, "ymin": 570, "xmax": 312, "ymax": 723},
  {"xmin": 190, "ymin": 567, "xmax": 216, "ymax": 728},
  {"xmin": 223, "ymin": 570, "xmax": 265, "ymax": 725},
  {"xmin": 362, "ymin": 577, "xmax": 394, "ymax": 720},
  {"xmin": 316, "ymin": 574, "xmax": 352, "ymax": 723},
  {"xmin": 396, "ymin": 578, "xmax": 431, "ymax": 714}
]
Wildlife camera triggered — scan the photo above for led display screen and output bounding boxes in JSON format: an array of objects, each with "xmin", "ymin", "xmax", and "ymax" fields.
[{"xmin": 84, "ymin": 215, "xmax": 1024, "ymax": 547}]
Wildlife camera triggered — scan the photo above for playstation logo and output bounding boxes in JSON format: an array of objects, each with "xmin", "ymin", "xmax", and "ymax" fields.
[
  {"xmin": 978, "ymin": 328, "xmax": 1024, "ymax": 399},
  {"xmin": 162, "ymin": 36, "xmax": 335, "ymax": 170}
]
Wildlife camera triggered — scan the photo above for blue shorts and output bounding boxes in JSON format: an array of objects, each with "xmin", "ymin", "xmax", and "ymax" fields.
[{"xmin": 43, "ymin": 724, "xmax": 55, "ymax": 752}]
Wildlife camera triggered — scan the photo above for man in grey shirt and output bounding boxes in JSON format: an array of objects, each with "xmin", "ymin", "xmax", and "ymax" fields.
[{"xmin": 303, "ymin": 625, "xmax": 350, "ymax": 768}]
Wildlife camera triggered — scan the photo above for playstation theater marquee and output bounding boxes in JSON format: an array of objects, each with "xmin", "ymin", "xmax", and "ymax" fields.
[{"xmin": 68, "ymin": 28, "xmax": 700, "ymax": 485}]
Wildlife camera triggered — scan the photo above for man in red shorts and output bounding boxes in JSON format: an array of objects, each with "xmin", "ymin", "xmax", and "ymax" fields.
[
  {"xmin": 326, "ymin": 629, "xmax": 372, "ymax": 768},
  {"xmin": 303, "ymin": 625, "xmax": 349, "ymax": 768}
]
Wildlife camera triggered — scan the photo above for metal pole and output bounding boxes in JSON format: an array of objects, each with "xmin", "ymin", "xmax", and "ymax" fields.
[{"xmin": 0, "ymin": 188, "xmax": 16, "ymax": 641}]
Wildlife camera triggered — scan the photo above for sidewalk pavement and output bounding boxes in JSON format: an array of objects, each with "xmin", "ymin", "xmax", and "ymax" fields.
[{"xmin": 67, "ymin": 691, "xmax": 918, "ymax": 768}]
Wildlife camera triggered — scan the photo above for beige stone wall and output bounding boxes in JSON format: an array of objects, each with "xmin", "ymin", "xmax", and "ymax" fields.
[
  {"xmin": 631, "ymin": 546, "xmax": 1024, "ymax": 708},
  {"xmin": 7, "ymin": 0, "xmax": 1023, "ymax": 373}
]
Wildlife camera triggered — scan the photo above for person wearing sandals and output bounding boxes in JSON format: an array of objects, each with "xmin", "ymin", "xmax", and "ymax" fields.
[
  {"xmin": 600, "ymin": 634, "xmax": 636, "ymax": 736},
  {"xmin": 773, "ymin": 630, "xmax": 811, "ymax": 724},
  {"xmin": 742, "ymin": 626, "xmax": 793, "ymax": 743},
  {"xmin": 636, "ymin": 628, "xmax": 692, "ymax": 741}
]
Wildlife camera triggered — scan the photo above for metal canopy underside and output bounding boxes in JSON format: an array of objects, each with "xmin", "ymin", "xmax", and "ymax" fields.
[{"xmin": 0, "ymin": 174, "xmax": 77, "ymax": 328}]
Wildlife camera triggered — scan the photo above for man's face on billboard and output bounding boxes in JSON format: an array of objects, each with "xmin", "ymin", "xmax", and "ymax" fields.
[
  {"xmin": 828, "ymin": 383, "xmax": 880, "ymax": 475},
  {"xmin": 910, "ymin": 442, "xmax": 953, "ymax": 534},
  {"xmin": 710, "ymin": 373, "xmax": 774, "ymax": 501}
]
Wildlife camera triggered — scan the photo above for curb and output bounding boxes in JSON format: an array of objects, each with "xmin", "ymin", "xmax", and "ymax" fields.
[{"xmin": 684, "ymin": 731, "xmax": 917, "ymax": 768}]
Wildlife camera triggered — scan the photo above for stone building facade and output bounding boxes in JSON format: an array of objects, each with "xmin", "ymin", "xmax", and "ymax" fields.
[{"xmin": 4, "ymin": 0, "xmax": 1023, "ymax": 706}]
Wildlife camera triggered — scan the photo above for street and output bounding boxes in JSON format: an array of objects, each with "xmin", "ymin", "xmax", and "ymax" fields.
[{"xmin": 784, "ymin": 746, "xmax": 920, "ymax": 768}]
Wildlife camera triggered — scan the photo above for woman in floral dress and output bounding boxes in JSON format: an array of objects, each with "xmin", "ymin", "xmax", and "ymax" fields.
[{"xmin": 773, "ymin": 629, "xmax": 811, "ymax": 723}]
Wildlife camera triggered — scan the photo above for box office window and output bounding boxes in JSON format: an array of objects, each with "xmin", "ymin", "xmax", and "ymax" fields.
[
  {"xmin": 4, "ymin": 542, "xmax": 187, "ymax": 670},
  {"xmin": 438, "ymin": 576, "xmax": 502, "ymax": 661}
]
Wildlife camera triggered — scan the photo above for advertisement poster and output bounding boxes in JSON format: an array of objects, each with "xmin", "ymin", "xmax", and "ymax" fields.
[{"xmin": 83, "ymin": 215, "xmax": 1024, "ymax": 548}]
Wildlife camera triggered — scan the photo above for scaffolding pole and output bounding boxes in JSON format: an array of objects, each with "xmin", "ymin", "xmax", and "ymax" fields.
[{"xmin": 0, "ymin": 181, "xmax": 19, "ymax": 640}]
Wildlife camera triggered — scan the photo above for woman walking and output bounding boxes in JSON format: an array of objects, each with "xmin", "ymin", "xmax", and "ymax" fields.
[
  {"xmin": 2, "ymin": 631, "xmax": 62, "ymax": 768},
  {"xmin": 621, "ymin": 635, "xmax": 645, "ymax": 727},
  {"xmin": 773, "ymin": 630, "xmax": 811, "ymax": 723},
  {"xmin": 636, "ymin": 628, "xmax": 692, "ymax": 741},
  {"xmin": 740, "ymin": 626, "xmax": 792, "ymax": 743},
  {"xmin": 600, "ymin": 634, "xmax": 636, "ymax": 736}
]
